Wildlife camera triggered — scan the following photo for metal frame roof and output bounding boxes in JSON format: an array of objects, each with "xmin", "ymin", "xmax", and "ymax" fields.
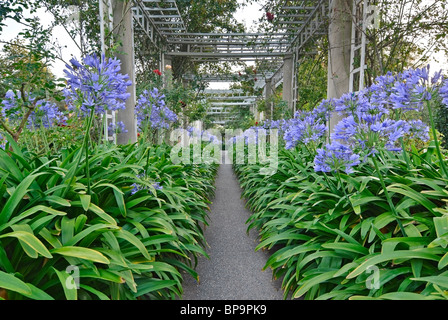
[
  {"xmin": 132, "ymin": 0, "xmax": 329, "ymax": 58},
  {"xmin": 130, "ymin": 0, "xmax": 331, "ymax": 125}
]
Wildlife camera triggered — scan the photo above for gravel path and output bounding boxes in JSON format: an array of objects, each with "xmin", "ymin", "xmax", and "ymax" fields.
[{"xmin": 181, "ymin": 153, "xmax": 284, "ymax": 300}]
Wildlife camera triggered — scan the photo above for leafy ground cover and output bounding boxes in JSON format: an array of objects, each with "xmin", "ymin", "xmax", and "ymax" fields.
[
  {"xmin": 233, "ymin": 66, "xmax": 448, "ymax": 300},
  {"xmin": 0, "ymin": 137, "xmax": 217, "ymax": 300}
]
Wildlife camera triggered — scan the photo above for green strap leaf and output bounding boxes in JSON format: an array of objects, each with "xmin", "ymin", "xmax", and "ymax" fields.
[
  {"xmin": 0, "ymin": 230, "xmax": 52, "ymax": 259},
  {"xmin": 79, "ymin": 194, "xmax": 91, "ymax": 212},
  {"xmin": 134, "ymin": 279, "xmax": 178, "ymax": 298},
  {"xmin": 51, "ymin": 246, "xmax": 110, "ymax": 264},
  {"xmin": 0, "ymin": 271, "xmax": 32, "ymax": 296},
  {"xmin": 0, "ymin": 173, "xmax": 44, "ymax": 225},
  {"xmin": 52, "ymin": 268, "xmax": 77, "ymax": 300},
  {"xmin": 412, "ymin": 276, "xmax": 448, "ymax": 289},
  {"xmin": 347, "ymin": 250, "xmax": 441, "ymax": 279},
  {"xmin": 115, "ymin": 229, "xmax": 152, "ymax": 260}
]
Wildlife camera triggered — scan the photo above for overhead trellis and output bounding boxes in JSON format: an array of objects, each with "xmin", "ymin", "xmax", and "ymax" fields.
[
  {"xmin": 129, "ymin": 0, "xmax": 332, "ymax": 122},
  {"xmin": 132, "ymin": 0, "xmax": 187, "ymax": 49}
]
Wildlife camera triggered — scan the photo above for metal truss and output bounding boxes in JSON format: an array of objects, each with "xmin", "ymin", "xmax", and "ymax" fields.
[
  {"xmin": 132, "ymin": 0, "xmax": 329, "ymax": 58},
  {"xmin": 132, "ymin": 0, "xmax": 187, "ymax": 49},
  {"xmin": 129, "ymin": 0, "xmax": 332, "ymax": 124}
]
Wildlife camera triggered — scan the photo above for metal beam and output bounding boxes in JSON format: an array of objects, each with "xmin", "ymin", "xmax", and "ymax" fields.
[{"xmin": 168, "ymin": 52, "xmax": 288, "ymax": 58}]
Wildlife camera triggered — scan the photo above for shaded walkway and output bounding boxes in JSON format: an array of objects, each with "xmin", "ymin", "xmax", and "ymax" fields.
[{"xmin": 181, "ymin": 153, "xmax": 284, "ymax": 300}]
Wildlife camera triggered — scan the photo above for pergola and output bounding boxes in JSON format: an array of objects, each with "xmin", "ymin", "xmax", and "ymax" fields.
[{"xmin": 103, "ymin": 0, "xmax": 373, "ymax": 143}]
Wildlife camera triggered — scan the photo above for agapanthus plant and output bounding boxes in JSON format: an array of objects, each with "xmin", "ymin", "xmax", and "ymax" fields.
[
  {"xmin": 329, "ymin": 66, "xmax": 437, "ymax": 157},
  {"xmin": 315, "ymin": 65, "xmax": 444, "ymax": 237},
  {"xmin": 283, "ymin": 111, "xmax": 327, "ymax": 152},
  {"xmin": 131, "ymin": 172, "xmax": 164, "ymax": 195},
  {"xmin": 28, "ymin": 100, "xmax": 67, "ymax": 129},
  {"xmin": 0, "ymin": 133, "xmax": 5, "ymax": 150},
  {"xmin": 314, "ymin": 141, "xmax": 361, "ymax": 174},
  {"xmin": 1, "ymin": 90, "xmax": 23, "ymax": 124},
  {"xmin": 1, "ymin": 89, "xmax": 67, "ymax": 145},
  {"xmin": 63, "ymin": 53, "xmax": 132, "ymax": 116},
  {"xmin": 108, "ymin": 121, "xmax": 128, "ymax": 137},
  {"xmin": 61, "ymin": 53, "xmax": 132, "ymax": 195},
  {"xmin": 135, "ymin": 88, "xmax": 178, "ymax": 131}
]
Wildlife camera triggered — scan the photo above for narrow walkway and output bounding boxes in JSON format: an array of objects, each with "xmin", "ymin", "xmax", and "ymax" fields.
[{"xmin": 181, "ymin": 153, "xmax": 284, "ymax": 300}]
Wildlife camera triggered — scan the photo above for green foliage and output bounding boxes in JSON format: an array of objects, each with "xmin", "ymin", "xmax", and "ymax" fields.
[
  {"xmin": 0, "ymin": 135, "xmax": 217, "ymax": 300},
  {"xmin": 234, "ymin": 142, "xmax": 448, "ymax": 300}
]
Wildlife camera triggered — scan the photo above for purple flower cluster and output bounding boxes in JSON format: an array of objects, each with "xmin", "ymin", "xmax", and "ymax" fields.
[
  {"xmin": 130, "ymin": 172, "xmax": 163, "ymax": 195},
  {"xmin": 1, "ymin": 90, "xmax": 66, "ymax": 130},
  {"xmin": 312, "ymin": 66, "xmax": 441, "ymax": 174},
  {"xmin": 263, "ymin": 119, "xmax": 287, "ymax": 132},
  {"xmin": 135, "ymin": 88, "xmax": 178, "ymax": 130},
  {"xmin": 1, "ymin": 90, "xmax": 28, "ymax": 124},
  {"xmin": 28, "ymin": 100, "xmax": 67, "ymax": 129},
  {"xmin": 63, "ymin": 53, "xmax": 132, "ymax": 115},
  {"xmin": 187, "ymin": 127, "xmax": 222, "ymax": 145},
  {"xmin": 314, "ymin": 141, "xmax": 361, "ymax": 174},
  {"xmin": 0, "ymin": 133, "xmax": 5, "ymax": 150},
  {"xmin": 108, "ymin": 121, "xmax": 128, "ymax": 136},
  {"xmin": 440, "ymin": 78, "xmax": 448, "ymax": 107},
  {"xmin": 329, "ymin": 67, "xmax": 437, "ymax": 154},
  {"xmin": 283, "ymin": 111, "xmax": 327, "ymax": 150}
]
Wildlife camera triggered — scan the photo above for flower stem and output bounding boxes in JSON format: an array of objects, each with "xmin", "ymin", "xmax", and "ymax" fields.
[
  {"xmin": 62, "ymin": 108, "xmax": 95, "ymax": 198},
  {"xmin": 85, "ymin": 109, "xmax": 95, "ymax": 195}
]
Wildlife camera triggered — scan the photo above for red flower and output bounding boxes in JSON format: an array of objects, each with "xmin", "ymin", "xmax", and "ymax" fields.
[
  {"xmin": 255, "ymin": 122, "xmax": 259, "ymax": 126},
  {"xmin": 266, "ymin": 12, "xmax": 274, "ymax": 22},
  {"xmin": 153, "ymin": 69, "xmax": 162, "ymax": 76}
]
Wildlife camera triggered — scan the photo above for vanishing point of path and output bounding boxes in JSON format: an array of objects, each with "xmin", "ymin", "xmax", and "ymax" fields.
[{"xmin": 182, "ymin": 152, "xmax": 284, "ymax": 300}]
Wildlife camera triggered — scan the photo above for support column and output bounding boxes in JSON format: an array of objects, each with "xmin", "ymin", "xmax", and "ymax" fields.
[
  {"xmin": 283, "ymin": 54, "xmax": 294, "ymax": 116},
  {"xmin": 113, "ymin": 0, "xmax": 137, "ymax": 145},
  {"xmin": 265, "ymin": 78, "xmax": 273, "ymax": 120},
  {"xmin": 327, "ymin": 0, "xmax": 353, "ymax": 136}
]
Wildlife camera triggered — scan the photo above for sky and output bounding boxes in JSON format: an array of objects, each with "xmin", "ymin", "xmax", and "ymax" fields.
[{"xmin": 0, "ymin": 6, "xmax": 81, "ymax": 78}]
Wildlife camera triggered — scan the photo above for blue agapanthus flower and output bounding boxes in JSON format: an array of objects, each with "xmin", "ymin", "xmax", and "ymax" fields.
[
  {"xmin": 1, "ymin": 90, "xmax": 66, "ymax": 130},
  {"xmin": 28, "ymin": 100, "xmax": 67, "ymax": 129},
  {"xmin": 108, "ymin": 121, "xmax": 128, "ymax": 136},
  {"xmin": 283, "ymin": 111, "xmax": 327, "ymax": 150},
  {"xmin": 135, "ymin": 88, "xmax": 178, "ymax": 130},
  {"xmin": 0, "ymin": 133, "xmax": 5, "ymax": 150},
  {"xmin": 314, "ymin": 141, "xmax": 361, "ymax": 174},
  {"xmin": 440, "ymin": 78, "xmax": 448, "ymax": 107},
  {"xmin": 1, "ymin": 90, "xmax": 31, "ymax": 124},
  {"xmin": 130, "ymin": 171, "xmax": 164, "ymax": 195},
  {"xmin": 63, "ymin": 53, "xmax": 132, "ymax": 115}
]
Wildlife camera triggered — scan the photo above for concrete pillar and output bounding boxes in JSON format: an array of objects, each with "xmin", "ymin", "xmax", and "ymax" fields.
[
  {"xmin": 327, "ymin": 0, "xmax": 353, "ymax": 136},
  {"xmin": 265, "ymin": 78, "xmax": 273, "ymax": 120},
  {"xmin": 113, "ymin": 0, "xmax": 137, "ymax": 145},
  {"xmin": 283, "ymin": 54, "xmax": 294, "ymax": 115}
]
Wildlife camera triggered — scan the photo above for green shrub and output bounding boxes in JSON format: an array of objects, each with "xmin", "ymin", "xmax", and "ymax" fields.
[
  {"xmin": 0, "ymin": 136, "xmax": 217, "ymax": 300},
  {"xmin": 234, "ymin": 144, "xmax": 448, "ymax": 300}
]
